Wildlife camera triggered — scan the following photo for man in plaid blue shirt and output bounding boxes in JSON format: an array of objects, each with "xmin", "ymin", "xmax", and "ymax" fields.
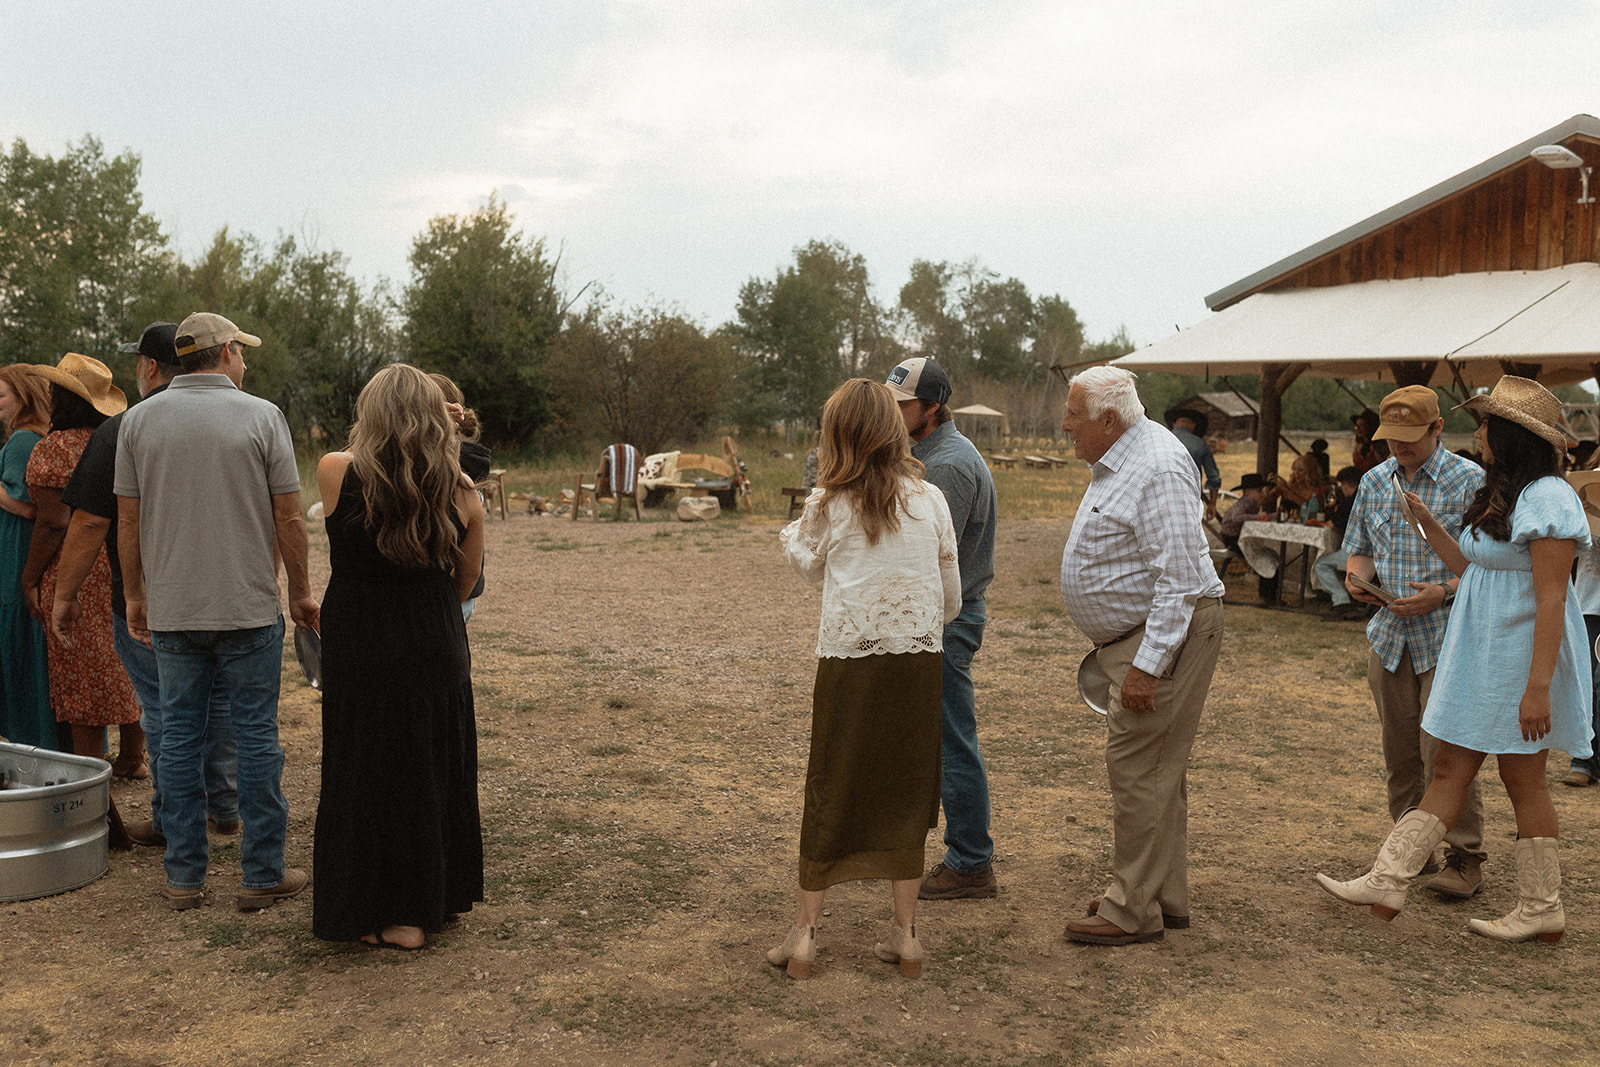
[{"xmin": 1344, "ymin": 385, "xmax": 1488, "ymax": 899}]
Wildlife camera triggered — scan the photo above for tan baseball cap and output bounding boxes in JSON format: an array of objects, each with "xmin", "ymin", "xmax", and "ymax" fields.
[
  {"xmin": 1371, "ymin": 385, "xmax": 1441, "ymax": 443},
  {"xmin": 174, "ymin": 312, "xmax": 261, "ymax": 357}
]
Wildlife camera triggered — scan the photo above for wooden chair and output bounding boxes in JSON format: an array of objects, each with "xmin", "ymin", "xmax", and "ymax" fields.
[
  {"xmin": 782, "ymin": 487, "xmax": 808, "ymax": 520},
  {"xmin": 477, "ymin": 468, "xmax": 507, "ymax": 520},
  {"xmin": 574, "ymin": 443, "xmax": 643, "ymax": 521}
]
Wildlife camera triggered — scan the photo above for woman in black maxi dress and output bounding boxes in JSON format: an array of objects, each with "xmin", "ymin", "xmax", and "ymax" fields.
[{"xmin": 312, "ymin": 365, "xmax": 486, "ymax": 949}]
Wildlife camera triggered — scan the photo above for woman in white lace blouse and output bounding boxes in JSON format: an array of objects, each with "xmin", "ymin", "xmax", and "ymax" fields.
[{"xmin": 769, "ymin": 378, "xmax": 961, "ymax": 980}]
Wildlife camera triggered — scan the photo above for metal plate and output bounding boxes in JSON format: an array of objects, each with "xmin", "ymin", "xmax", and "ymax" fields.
[
  {"xmin": 1077, "ymin": 650, "xmax": 1110, "ymax": 716},
  {"xmin": 294, "ymin": 627, "xmax": 322, "ymax": 690}
]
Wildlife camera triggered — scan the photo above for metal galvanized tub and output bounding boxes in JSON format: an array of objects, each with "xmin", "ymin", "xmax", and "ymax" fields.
[{"xmin": 0, "ymin": 742, "xmax": 111, "ymax": 902}]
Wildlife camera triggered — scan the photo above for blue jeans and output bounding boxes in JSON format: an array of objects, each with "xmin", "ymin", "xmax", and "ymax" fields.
[
  {"xmin": 1313, "ymin": 547, "xmax": 1351, "ymax": 606},
  {"xmin": 115, "ymin": 615, "xmax": 239, "ymax": 832},
  {"xmin": 151, "ymin": 621, "xmax": 288, "ymax": 890},
  {"xmin": 939, "ymin": 600, "xmax": 994, "ymax": 873},
  {"xmin": 1571, "ymin": 615, "xmax": 1600, "ymax": 778}
]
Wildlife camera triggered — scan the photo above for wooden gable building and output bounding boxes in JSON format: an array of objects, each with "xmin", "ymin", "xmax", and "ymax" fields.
[{"xmin": 1118, "ymin": 113, "xmax": 1600, "ymax": 470}]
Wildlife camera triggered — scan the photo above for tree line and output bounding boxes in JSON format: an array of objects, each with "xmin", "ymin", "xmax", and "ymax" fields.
[{"xmin": 7, "ymin": 135, "xmax": 1454, "ymax": 456}]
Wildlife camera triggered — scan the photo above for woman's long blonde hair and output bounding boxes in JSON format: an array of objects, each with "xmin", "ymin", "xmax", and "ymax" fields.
[
  {"xmin": 816, "ymin": 378, "xmax": 924, "ymax": 545},
  {"xmin": 348, "ymin": 364, "xmax": 464, "ymax": 571},
  {"xmin": 0, "ymin": 364, "xmax": 53, "ymax": 435}
]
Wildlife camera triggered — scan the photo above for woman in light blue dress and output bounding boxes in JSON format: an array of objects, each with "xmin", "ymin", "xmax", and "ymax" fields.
[{"xmin": 1318, "ymin": 376, "xmax": 1589, "ymax": 943}]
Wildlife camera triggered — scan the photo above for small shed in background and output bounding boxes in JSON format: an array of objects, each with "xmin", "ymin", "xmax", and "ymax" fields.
[{"xmin": 1174, "ymin": 392, "xmax": 1259, "ymax": 441}]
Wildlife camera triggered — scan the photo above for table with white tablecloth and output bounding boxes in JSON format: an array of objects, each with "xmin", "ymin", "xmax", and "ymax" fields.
[{"xmin": 1235, "ymin": 520, "xmax": 1342, "ymax": 608}]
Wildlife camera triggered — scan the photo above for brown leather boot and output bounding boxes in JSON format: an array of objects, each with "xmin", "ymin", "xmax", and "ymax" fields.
[
  {"xmin": 918, "ymin": 862, "xmax": 997, "ymax": 900},
  {"xmin": 1426, "ymin": 853, "xmax": 1484, "ymax": 899}
]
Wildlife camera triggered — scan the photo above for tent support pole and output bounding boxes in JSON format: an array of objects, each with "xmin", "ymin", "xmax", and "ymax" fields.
[{"xmin": 1253, "ymin": 363, "xmax": 1307, "ymax": 473}]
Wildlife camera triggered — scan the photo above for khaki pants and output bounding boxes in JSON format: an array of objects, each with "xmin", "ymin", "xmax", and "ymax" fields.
[
  {"xmin": 1094, "ymin": 597, "xmax": 1224, "ymax": 936},
  {"xmin": 1368, "ymin": 648, "xmax": 1486, "ymax": 861}
]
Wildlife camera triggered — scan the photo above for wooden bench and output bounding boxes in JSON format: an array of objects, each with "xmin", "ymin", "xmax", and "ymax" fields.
[{"xmin": 988, "ymin": 454, "xmax": 1017, "ymax": 469}]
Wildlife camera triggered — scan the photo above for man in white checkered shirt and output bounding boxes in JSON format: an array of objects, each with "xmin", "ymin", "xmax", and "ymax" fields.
[
  {"xmin": 1343, "ymin": 385, "xmax": 1488, "ymax": 900},
  {"xmin": 1058, "ymin": 366, "xmax": 1225, "ymax": 946}
]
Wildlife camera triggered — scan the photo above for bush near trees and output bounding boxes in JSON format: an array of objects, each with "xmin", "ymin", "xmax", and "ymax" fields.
[
  {"xmin": 549, "ymin": 298, "xmax": 733, "ymax": 455},
  {"xmin": 11, "ymin": 134, "xmax": 1559, "ymax": 457}
]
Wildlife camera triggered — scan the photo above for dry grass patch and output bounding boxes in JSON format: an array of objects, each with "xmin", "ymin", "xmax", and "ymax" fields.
[{"xmin": 4, "ymin": 445, "xmax": 1599, "ymax": 1065}]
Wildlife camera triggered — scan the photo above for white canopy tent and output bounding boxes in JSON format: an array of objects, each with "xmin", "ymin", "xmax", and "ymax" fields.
[
  {"xmin": 1113, "ymin": 263, "xmax": 1600, "ymax": 389},
  {"xmin": 950, "ymin": 403, "xmax": 1009, "ymax": 441}
]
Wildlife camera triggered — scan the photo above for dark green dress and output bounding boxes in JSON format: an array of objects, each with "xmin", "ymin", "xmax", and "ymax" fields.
[{"xmin": 0, "ymin": 428, "xmax": 54, "ymax": 749}]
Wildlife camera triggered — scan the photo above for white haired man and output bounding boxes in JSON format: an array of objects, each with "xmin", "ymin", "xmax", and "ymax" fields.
[{"xmin": 1058, "ymin": 366, "xmax": 1225, "ymax": 945}]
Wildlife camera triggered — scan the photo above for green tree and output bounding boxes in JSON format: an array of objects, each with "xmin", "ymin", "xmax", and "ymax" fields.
[
  {"xmin": 732, "ymin": 239, "xmax": 894, "ymax": 427},
  {"xmin": 1033, "ymin": 295, "xmax": 1086, "ymax": 375},
  {"xmin": 402, "ymin": 197, "xmax": 561, "ymax": 446},
  {"xmin": 155, "ymin": 230, "xmax": 397, "ymax": 442},
  {"xmin": 0, "ymin": 135, "xmax": 168, "ymax": 367},
  {"xmin": 961, "ymin": 272, "xmax": 1037, "ymax": 381},
  {"xmin": 550, "ymin": 298, "xmax": 732, "ymax": 453},
  {"xmin": 898, "ymin": 258, "xmax": 965, "ymax": 369},
  {"xmin": 249, "ymin": 237, "xmax": 398, "ymax": 443},
  {"xmin": 899, "ymin": 258, "xmax": 1079, "ymax": 383}
]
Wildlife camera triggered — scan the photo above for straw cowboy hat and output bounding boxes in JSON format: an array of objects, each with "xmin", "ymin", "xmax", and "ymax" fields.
[
  {"xmin": 1455, "ymin": 375, "xmax": 1570, "ymax": 457},
  {"xmin": 27, "ymin": 353, "xmax": 127, "ymax": 418}
]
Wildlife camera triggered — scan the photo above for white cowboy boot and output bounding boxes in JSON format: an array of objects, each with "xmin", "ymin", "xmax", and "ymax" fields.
[
  {"xmin": 1316, "ymin": 808, "xmax": 1448, "ymax": 920},
  {"xmin": 1469, "ymin": 837, "xmax": 1565, "ymax": 944}
]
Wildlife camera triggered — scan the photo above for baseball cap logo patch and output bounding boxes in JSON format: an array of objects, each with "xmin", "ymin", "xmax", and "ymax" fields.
[{"xmin": 882, "ymin": 357, "xmax": 951, "ymax": 405}]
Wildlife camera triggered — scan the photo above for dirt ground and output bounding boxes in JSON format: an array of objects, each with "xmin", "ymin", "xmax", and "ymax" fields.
[{"xmin": 4, "ymin": 496, "xmax": 1600, "ymax": 1066}]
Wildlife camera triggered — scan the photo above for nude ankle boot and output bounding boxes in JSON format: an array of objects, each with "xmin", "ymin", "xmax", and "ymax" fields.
[
  {"xmin": 874, "ymin": 922, "xmax": 923, "ymax": 978},
  {"xmin": 766, "ymin": 924, "xmax": 816, "ymax": 979},
  {"xmin": 1316, "ymin": 808, "xmax": 1448, "ymax": 920},
  {"xmin": 1469, "ymin": 837, "xmax": 1564, "ymax": 944}
]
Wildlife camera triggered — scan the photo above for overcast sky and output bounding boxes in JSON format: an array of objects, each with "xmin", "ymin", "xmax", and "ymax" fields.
[{"xmin": 2, "ymin": 2, "xmax": 1594, "ymax": 350}]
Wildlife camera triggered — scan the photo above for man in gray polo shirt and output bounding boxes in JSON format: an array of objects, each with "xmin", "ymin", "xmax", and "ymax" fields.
[
  {"xmin": 116, "ymin": 312, "xmax": 320, "ymax": 912},
  {"xmin": 886, "ymin": 357, "xmax": 1000, "ymax": 899}
]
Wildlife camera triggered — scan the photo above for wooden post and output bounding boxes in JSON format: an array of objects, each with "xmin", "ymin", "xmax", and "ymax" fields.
[{"xmin": 1254, "ymin": 363, "xmax": 1308, "ymax": 475}]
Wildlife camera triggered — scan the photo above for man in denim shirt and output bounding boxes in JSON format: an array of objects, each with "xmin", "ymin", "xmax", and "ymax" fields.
[
  {"xmin": 886, "ymin": 358, "xmax": 1000, "ymax": 900},
  {"xmin": 1165, "ymin": 407, "xmax": 1221, "ymax": 521},
  {"xmin": 1344, "ymin": 385, "xmax": 1488, "ymax": 898}
]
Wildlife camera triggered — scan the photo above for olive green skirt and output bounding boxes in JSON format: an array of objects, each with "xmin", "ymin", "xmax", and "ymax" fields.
[{"xmin": 798, "ymin": 651, "xmax": 942, "ymax": 891}]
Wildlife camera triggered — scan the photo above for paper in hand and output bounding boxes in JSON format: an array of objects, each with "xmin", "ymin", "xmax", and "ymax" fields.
[{"xmin": 1392, "ymin": 472, "xmax": 1428, "ymax": 543}]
